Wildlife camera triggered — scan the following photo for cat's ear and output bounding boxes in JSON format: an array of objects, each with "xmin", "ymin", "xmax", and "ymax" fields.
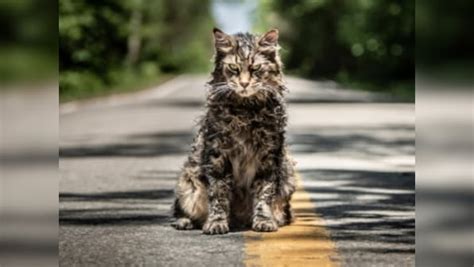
[
  {"xmin": 213, "ymin": 28, "xmax": 232, "ymax": 52},
  {"xmin": 259, "ymin": 29, "xmax": 279, "ymax": 47}
]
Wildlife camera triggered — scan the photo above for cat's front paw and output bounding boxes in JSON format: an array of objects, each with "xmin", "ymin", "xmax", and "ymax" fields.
[
  {"xmin": 252, "ymin": 218, "xmax": 278, "ymax": 232},
  {"xmin": 172, "ymin": 218, "xmax": 194, "ymax": 230},
  {"xmin": 203, "ymin": 219, "xmax": 229, "ymax": 235}
]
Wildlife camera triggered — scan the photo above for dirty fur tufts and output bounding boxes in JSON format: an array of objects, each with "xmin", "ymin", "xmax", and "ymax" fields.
[{"xmin": 172, "ymin": 28, "xmax": 296, "ymax": 235}]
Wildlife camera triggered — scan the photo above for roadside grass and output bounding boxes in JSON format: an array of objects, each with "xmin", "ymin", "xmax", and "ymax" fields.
[
  {"xmin": 59, "ymin": 72, "xmax": 175, "ymax": 103},
  {"xmin": 0, "ymin": 46, "xmax": 57, "ymax": 85}
]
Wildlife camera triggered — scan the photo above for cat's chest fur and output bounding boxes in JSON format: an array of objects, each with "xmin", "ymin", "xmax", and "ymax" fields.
[
  {"xmin": 222, "ymin": 107, "xmax": 282, "ymax": 189},
  {"xmin": 228, "ymin": 124, "xmax": 259, "ymax": 189}
]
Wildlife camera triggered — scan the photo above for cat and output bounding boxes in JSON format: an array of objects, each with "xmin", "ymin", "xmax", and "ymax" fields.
[{"xmin": 172, "ymin": 28, "xmax": 295, "ymax": 235}]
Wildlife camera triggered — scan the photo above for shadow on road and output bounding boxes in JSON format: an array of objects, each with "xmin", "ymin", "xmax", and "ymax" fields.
[
  {"xmin": 289, "ymin": 125, "xmax": 414, "ymax": 157},
  {"xmin": 59, "ymin": 189, "xmax": 174, "ymax": 226},
  {"xmin": 60, "ymin": 132, "xmax": 194, "ymax": 157},
  {"xmin": 60, "ymin": 212, "xmax": 170, "ymax": 226},
  {"xmin": 60, "ymin": 189, "xmax": 174, "ymax": 202},
  {"xmin": 60, "ymin": 124, "xmax": 413, "ymax": 159},
  {"xmin": 298, "ymin": 169, "xmax": 415, "ymax": 254},
  {"xmin": 59, "ymin": 123, "xmax": 415, "ymax": 256}
]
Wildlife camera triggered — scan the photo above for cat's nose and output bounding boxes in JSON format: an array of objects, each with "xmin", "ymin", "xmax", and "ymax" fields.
[{"xmin": 240, "ymin": 82, "xmax": 249, "ymax": 89}]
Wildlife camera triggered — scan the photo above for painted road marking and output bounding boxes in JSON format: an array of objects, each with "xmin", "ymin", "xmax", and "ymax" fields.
[{"xmin": 244, "ymin": 173, "xmax": 339, "ymax": 267}]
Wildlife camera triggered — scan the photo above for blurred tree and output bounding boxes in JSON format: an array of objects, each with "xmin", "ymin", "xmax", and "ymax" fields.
[
  {"xmin": 256, "ymin": 0, "xmax": 414, "ymax": 99},
  {"xmin": 0, "ymin": 0, "xmax": 57, "ymax": 83},
  {"xmin": 59, "ymin": 0, "xmax": 214, "ymax": 101},
  {"xmin": 125, "ymin": 0, "xmax": 144, "ymax": 66},
  {"xmin": 416, "ymin": 0, "xmax": 474, "ymax": 78}
]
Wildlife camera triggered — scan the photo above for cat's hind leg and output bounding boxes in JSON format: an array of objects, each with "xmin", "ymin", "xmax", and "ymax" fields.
[
  {"xmin": 272, "ymin": 153, "xmax": 296, "ymax": 226},
  {"xmin": 272, "ymin": 197, "xmax": 294, "ymax": 226},
  {"xmin": 172, "ymin": 165, "xmax": 208, "ymax": 230},
  {"xmin": 171, "ymin": 204, "xmax": 194, "ymax": 230}
]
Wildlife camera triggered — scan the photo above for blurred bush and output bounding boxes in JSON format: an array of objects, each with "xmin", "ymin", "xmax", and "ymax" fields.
[
  {"xmin": 59, "ymin": 0, "xmax": 214, "ymax": 101},
  {"xmin": 0, "ymin": 0, "xmax": 57, "ymax": 84},
  {"xmin": 416, "ymin": 0, "xmax": 474, "ymax": 82},
  {"xmin": 256, "ymin": 0, "xmax": 414, "ymax": 101}
]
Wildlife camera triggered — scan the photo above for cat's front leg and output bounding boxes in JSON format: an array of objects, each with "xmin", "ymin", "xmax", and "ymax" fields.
[
  {"xmin": 203, "ymin": 175, "xmax": 232, "ymax": 234},
  {"xmin": 251, "ymin": 173, "xmax": 278, "ymax": 232},
  {"xmin": 202, "ymin": 152, "xmax": 232, "ymax": 235}
]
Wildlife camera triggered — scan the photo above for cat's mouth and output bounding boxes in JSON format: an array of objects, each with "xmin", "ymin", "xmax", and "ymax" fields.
[{"xmin": 236, "ymin": 88, "xmax": 256, "ymax": 97}]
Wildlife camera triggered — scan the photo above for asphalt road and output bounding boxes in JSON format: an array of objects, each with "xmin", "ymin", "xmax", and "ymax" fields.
[{"xmin": 59, "ymin": 75, "xmax": 415, "ymax": 266}]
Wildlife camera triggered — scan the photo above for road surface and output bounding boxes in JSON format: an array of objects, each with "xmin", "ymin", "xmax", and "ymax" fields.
[{"xmin": 59, "ymin": 75, "xmax": 415, "ymax": 266}]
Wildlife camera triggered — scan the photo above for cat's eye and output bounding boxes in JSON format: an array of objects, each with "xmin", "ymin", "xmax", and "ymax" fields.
[
  {"xmin": 228, "ymin": 64, "xmax": 239, "ymax": 72},
  {"xmin": 251, "ymin": 64, "xmax": 261, "ymax": 71}
]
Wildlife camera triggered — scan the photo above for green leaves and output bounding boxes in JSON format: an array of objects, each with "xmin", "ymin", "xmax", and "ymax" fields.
[
  {"xmin": 259, "ymin": 0, "xmax": 414, "ymax": 97},
  {"xmin": 59, "ymin": 0, "xmax": 214, "ymax": 100}
]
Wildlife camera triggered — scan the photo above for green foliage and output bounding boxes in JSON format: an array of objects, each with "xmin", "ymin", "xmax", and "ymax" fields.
[
  {"xmin": 256, "ymin": 0, "xmax": 414, "ymax": 100},
  {"xmin": 59, "ymin": 67, "xmax": 173, "ymax": 102},
  {"xmin": 416, "ymin": 0, "xmax": 474, "ymax": 83},
  {"xmin": 0, "ymin": 0, "xmax": 57, "ymax": 84},
  {"xmin": 59, "ymin": 0, "xmax": 214, "ymax": 101},
  {"xmin": 60, "ymin": 71, "xmax": 104, "ymax": 100}
]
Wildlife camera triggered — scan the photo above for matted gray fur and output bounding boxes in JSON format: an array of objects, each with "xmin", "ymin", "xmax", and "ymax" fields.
[{"xmin": 172, "ymin": 28, "xmax": 296, "ymax": 235}]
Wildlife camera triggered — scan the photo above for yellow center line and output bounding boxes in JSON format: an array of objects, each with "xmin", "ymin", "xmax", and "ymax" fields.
[{"xmin": 244, "ymin": 172, "xmax": 340, "ymax": 267}]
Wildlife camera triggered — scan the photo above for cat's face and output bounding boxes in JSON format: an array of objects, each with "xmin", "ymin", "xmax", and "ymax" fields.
[{"xmin": 211, "ymin": 28, "xmax": 283, "ymax": 97}]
